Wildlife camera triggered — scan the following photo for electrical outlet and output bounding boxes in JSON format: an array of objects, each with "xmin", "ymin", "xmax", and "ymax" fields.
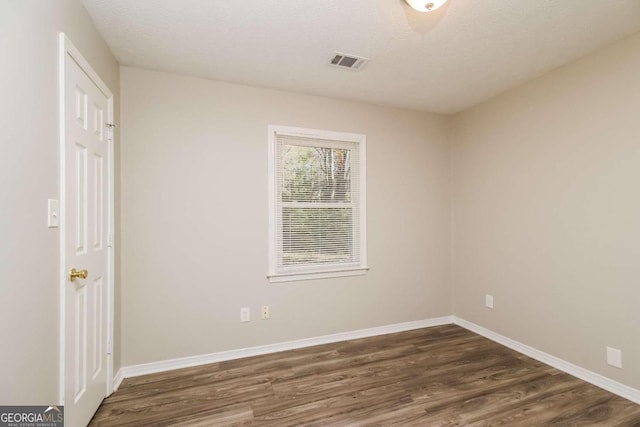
[
  {"xmin": 606, "ymin": 347, "xmax": 622, "ymax": 368},
  {"xmin": 261, "ymin": 305, "xmax": 270, "ymax": 320},
  {"xmin": 240, "ymin": 307, "xmax": 250, "ymax": 322},
  {"xmin": 485, "ymin": 294, "xmax": 494, "ymax": 309}
]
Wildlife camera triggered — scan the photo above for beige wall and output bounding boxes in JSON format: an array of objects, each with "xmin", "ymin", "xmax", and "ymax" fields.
[
  {"xmin": 120, "ymin": 67, "xmax": 451, "ymax": 366},
  {"xmin": 451, "ymin": 33, "xmax": 640, "ymax": 389},
  {"xmin": 4, "ymin": 0, "xmax": 637, "ymax": 403},
  {"xmin": 0, "ymin": 0, "xmax": 119, "ymax": 404}
]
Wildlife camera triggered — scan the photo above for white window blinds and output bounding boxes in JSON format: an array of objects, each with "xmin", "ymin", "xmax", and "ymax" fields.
[{"xmin": 268, "ymin": 126, "xmax": 367, "ymax": 282}]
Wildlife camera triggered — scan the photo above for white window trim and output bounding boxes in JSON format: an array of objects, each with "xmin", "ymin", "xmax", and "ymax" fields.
[{"xmin": 267, "ymin": 125, "xmax": 368, "ymax": 283}]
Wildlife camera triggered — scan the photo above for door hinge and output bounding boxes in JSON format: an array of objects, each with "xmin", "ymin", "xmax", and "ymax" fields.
[
  {"xmin": 107, "ymin": 232, "xmax": 114, "ymax": 247},
  {"xmin": 106, "ymin": 123, "xmax": 117, "ymax": 141},
  {"xmin": 107, "ymin": 339, "xmax": 113, "ymax": 354}
]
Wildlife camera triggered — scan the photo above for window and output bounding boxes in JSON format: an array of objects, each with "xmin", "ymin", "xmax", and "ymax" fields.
[{"xmin": 268, "ymin": 125, "xmax": 367, "ymax": 282}]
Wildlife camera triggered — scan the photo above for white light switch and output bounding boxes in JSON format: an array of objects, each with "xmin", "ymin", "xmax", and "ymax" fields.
[{"xmin": 48, "ymin": 199, "xmax": 59, "ymax": 228}]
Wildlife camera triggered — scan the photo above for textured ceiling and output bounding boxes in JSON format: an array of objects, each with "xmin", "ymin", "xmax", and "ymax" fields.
[{"xmin": 83, "ymin": 0, "xmax": 640, "ymax": 114}]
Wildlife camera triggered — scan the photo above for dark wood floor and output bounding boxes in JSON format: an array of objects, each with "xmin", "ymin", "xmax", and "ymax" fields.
[{"xmin": 90, "ymin": 325, "xmax": 640, "ymax": 426}]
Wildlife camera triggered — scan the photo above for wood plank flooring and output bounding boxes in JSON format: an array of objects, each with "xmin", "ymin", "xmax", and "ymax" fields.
[{"xmin": 89, "ymin": 325, "xmax": 640, "ymax": 426}]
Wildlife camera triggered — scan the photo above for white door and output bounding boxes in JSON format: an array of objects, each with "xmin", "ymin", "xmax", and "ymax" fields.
[{"xmin": 63, "ymin": 43, "xmax": 110, "ymax": 427}]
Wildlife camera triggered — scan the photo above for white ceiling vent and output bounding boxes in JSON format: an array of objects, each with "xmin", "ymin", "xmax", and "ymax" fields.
[{"xmin": 329, "ymin": 52, "xmax": 369, "ymax": 71}]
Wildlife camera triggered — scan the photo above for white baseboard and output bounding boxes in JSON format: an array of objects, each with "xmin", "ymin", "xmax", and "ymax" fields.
[
  {"xmin": 120, "ymin": 316, "xmax": 454, "ymax": 379},
  {"xmin": 112, "ymin": 368, "xmax": 124, "ymax": 391},
  {"xmin": 453, "ymin": 316, "xmax": 640, "ymax": 405},
  {"xmin": 115, "ymin": 314, "xmax": 639, "ymax": 406}
]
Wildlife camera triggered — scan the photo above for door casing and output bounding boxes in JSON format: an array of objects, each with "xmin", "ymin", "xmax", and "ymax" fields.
[{"xmin": 58, "ymin": 32, "xmax": 115, "ymax": 403}]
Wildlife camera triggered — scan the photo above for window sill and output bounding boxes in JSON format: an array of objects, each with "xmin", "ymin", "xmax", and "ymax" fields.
[{"xmin": 268, "ymin": 267, "xmax": 369, "ymax": 283}]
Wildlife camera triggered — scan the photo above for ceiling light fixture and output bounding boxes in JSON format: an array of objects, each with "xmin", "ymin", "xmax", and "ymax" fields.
[{"xmin": 404, "ymin": 0, "xmax": 448, "ymax": 13}]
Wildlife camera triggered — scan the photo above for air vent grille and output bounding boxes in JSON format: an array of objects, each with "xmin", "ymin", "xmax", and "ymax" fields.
[{"xmin": 329, "ymin": 52, "xmax": 369, "ymax": 71}]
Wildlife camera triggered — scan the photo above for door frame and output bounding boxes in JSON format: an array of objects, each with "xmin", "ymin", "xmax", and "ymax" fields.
[{"xmin": 58, "ymin": 33, "xmax": 116, "ymax": 404}]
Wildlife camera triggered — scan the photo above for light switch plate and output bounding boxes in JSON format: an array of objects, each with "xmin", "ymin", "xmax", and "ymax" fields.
[{"xmin": 48, "ymin": 199, "xmax": 59, "ymax": 228}]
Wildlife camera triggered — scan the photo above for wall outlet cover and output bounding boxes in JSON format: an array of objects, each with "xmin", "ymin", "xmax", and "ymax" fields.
[
  {"xmin": 606, "ymin": 346, "xmax": 622, "ymax": 368},
  {"xmin": 261, "ymin": 305, "xmax": 270, "ymax": 320},
  {"xmin": 485, "ymin": 294, "xmax": 494, "ymax": 309},
  {"xmin": 240, "ymin": 307, "xmax": 250, "ymax": 322}
]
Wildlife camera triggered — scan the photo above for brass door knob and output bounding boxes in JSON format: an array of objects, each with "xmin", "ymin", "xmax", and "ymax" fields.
[{"xmin": 69, "ymin": 268, "xmax": 88, "ymax": 281}]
